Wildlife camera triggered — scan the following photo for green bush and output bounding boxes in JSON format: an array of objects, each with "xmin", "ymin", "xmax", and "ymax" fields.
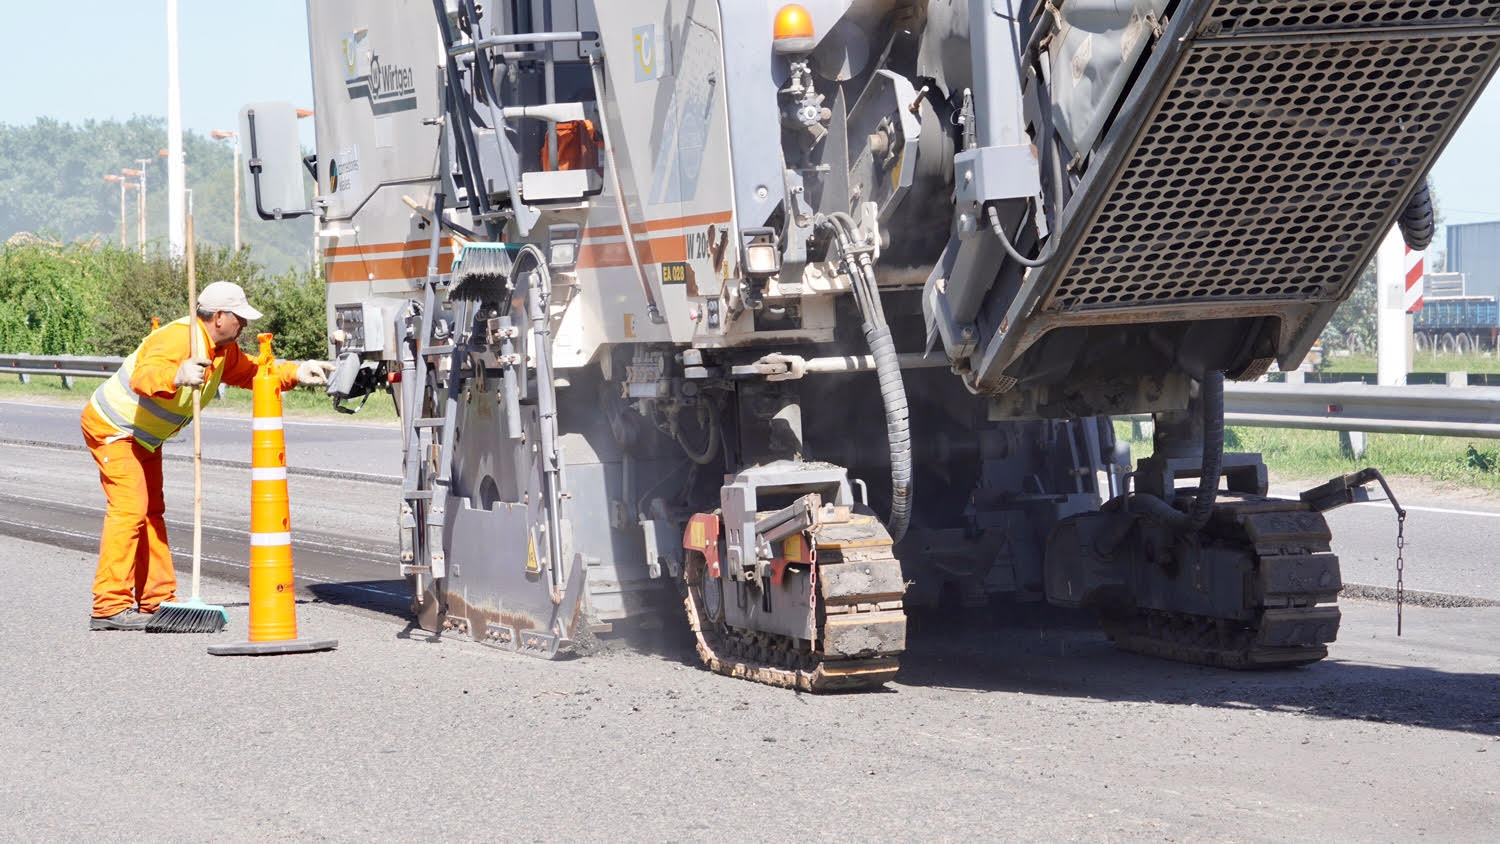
[
  {"xmin": 0, "ymin": 240, "xmax": 328, "ymax": 363},
  {"xmin": 92, "ymin": 245, "xmax": 263, "ymax": 356},
  {"xmin": 1465, "ymin": 445, "xmax": 1497, "ymax": 473},
  {"xmin": 0, "ymin": 240, "xmax": 114, "ymax": 354},
  {"xmin": 244, "ymin": 269, "xmax": 328, "ymax": 362}
]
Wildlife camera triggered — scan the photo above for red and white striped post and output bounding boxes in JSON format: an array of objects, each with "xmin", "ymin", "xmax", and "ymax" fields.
[
  {"xmin": 1404, "ymin": 246, "xmax": 1425, "ymax": 315},
  {"xmin": 1403, "ymin": 245, "xmax": 1424, "ymax": 372}
]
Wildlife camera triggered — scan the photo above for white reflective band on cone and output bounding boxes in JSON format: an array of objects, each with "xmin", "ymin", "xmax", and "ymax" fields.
[
  {"xmin": 251, "ymin": 467, "xmax": 288, "ymax": 481},
  {"xmin": 250, "ymin": 532, "xmax": 293, "ymax": 546},
  {"xmin": 252, "ymin": 417, "xmax": 284, "ymax": 430}
]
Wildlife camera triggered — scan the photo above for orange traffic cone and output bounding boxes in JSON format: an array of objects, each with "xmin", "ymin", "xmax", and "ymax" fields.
[{"xmin": 209, "ymin": 333, "xmax": 337, "ymax": 656}]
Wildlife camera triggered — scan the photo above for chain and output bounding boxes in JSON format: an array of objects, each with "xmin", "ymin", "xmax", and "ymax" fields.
[{"xmin": 1394, "ymin": 510, "xmax": 1405, "ymax": 635}]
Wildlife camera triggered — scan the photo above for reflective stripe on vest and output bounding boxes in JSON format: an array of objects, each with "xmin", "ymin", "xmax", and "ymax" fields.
[{"xmin": 87, "ymin": 317, "xmax": 224, "ymax": 451}]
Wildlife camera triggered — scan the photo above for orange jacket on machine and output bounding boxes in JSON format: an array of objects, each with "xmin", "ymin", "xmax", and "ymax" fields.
[
  {"xmin": 543, "ymin": 119, "xmax": 601, "ymax": 173},
  {"xmin": 82, "ymin": 316, "xmax": 302, "ymax": 620}
]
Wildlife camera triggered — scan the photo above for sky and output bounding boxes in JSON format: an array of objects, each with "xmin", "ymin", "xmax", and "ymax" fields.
[
  {"xmin": 1, "ymin": 1, "xmax": 1497, "ymax": 255},
  {"xmin": 0, "ymin": 1, "xmax": 316, "ymax": 146}
]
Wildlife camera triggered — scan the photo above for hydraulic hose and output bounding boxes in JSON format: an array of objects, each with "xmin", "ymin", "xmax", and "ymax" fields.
[
  {"xmin": 986, "ymin": 202, "xmax": 1058, "ymax": 268},
  {"xmin": 1186, "ymin": 370, "xmax": 1225, "ymax": 532},
  {"xmin": 1097, "ymin": 370, "xmax": 1225, "ymax": 544},
  {"xmin": 589, "ymin": 55, "xmax": 663, "ymax": 324},
  {"xmin": 825, "ymin": 213, "xmax": 912, "ymax": 542},
  {"xmin": 673, "ymin": 403, "xmax": 721, "ymax": 466}
]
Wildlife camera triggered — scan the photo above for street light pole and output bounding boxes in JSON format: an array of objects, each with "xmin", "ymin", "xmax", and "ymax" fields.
[
  {"xmin": 211, "ymin": 129, "xmax": 241, "ymax": 253},
  {"xmin": 165, "ymin": 0, "xmax": 185, "ymax": 257},
  {"xmin": 135, "ymin": 158, "xmax": 151, "ymax": 250},
  {"xmin": 104, "ymin": 175, "xmax": 127, "ymax": 248},
  {"xmin": 124, "ymin": 166, "xmax": 147, "ymax": 255}
]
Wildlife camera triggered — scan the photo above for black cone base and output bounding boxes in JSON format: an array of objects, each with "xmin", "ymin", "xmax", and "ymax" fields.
[{"xmin": 207, "ymin": 638, "xmax": 338, "ymax": 656}]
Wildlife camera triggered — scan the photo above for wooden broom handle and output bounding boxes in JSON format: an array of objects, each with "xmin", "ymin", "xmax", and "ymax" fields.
[{"xmin": 187, "ymin": 211, "xmax": 204, "ymax": 602}]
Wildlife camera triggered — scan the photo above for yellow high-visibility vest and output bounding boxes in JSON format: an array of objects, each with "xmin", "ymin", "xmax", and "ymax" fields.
[{"xmin": 88, "ymin": 317, "xmax": 224, "ymax": 451}]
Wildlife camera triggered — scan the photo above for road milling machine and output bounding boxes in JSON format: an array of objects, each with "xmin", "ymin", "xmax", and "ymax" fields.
[{"xmin": 243, "ymin": 0, "xmax": 1499, "ymax": 690}]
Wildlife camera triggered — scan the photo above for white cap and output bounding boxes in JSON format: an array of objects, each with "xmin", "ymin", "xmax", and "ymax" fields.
[{"xmin": 198, "ymin": 280, "xmax": 263, "ymax": 321}]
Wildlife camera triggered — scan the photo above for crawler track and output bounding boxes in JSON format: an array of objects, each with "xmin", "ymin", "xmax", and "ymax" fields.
[
  {"xmin": 682, "ymin": 515, "xmax": 906, "ymax": 692},
  {"xmin": 1104, "ymin": 495, "xmax": 1343, "ymax": 668}
]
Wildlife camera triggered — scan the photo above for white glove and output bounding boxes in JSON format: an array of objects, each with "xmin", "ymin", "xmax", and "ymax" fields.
[
  {"xmin": 296, "ymin": 360, "xmax": 336, "ymax": 386},
  {"xmin": 173, "ymin": 358, "xmax": 212, "ymax": 387}
]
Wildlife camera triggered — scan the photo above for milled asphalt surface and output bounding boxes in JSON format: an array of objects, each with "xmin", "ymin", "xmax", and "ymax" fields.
[{"xmin": 4, "ymin": 535, "xmax": 1500, "ymax": 841}]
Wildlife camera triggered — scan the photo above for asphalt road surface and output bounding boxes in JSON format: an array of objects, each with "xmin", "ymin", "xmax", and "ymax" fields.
[
  {"xmin": 4, "ymin": 397, "xmax": 1500, "ymax": 840},
  {"xmin": 2, "ymin": 537, "xmax": 1497, "ymax": 841}
]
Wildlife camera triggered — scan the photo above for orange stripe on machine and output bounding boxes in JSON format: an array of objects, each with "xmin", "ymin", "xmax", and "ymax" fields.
[
  {"xmin": 326, "ymin": 252, "xmax": 455, "ymax": 283},
  {"xmin": 584, "ymin": 210, "xmax": 733, "ymax": 240},
  {"xmin": 579, "ymin": 210, "xmax": 732, "ymax": 269},
  {"xmin": 325, "ymin": 238, "xmax": 453, "ymax": 257},
  {"xmin": 578, "ymin": 233, "xmax": 689, "ymax": 270}
]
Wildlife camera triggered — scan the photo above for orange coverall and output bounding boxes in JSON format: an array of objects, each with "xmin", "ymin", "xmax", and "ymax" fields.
[{"xmin": 81, "ymin": 320, "xmax": 299, "ymax": 618}]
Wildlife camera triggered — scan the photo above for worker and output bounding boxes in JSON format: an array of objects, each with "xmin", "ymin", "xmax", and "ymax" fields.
[{"xmin": 81, "ymin": 280, "xmax": 335, "ymax": 630}]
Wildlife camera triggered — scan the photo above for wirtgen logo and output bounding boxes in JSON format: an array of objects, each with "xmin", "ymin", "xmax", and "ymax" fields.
[
  {"xmin": 341, "ymin": 31, "xmax": 418, "ymax": 115},
  {"xmin": 369, "ymin": 55, "xmax": 416, "ymax": 105}
]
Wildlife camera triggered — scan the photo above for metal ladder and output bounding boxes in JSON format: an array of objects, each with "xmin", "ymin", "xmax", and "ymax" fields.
[{"xmin": 399, "ymin": 194, "xmax": 465, "ymax": 590}]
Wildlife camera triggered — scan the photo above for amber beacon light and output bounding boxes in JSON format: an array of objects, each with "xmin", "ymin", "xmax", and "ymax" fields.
[{"xmin": 773, "ymin": 4, "xmax": 816, "ymax": 54}]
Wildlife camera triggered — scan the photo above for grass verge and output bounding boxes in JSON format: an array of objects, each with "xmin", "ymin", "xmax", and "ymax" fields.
[
  {"xmin": 1322, "ymin": 350, "xmax": 1500, "ymax": 374},
  {"xmin": 0, "ymin": 374, "xmax": 398, "ymax": 423},
  {"xmin": 1116, "ymin": 420, "xmax": 1500, "ymax": 493}
]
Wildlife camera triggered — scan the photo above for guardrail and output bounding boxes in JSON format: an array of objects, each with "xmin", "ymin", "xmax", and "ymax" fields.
[
  {"xmin": 1222, "ymin": 381, "xmax": 1500, "ymax": 439},
  {"xmin": 0, "ymin": 353, "xmax": 121, "ymax": 387},
  {"xmin": 0, "ymin": 354, "xmax": 228, "ymax": 400},
  {"xmin": 1111, "ymin": 378, "xmax": 1500, "ymax": 442},
  {"xmin": 5, "ymin": 354, "xmax": 1498, "ymax": 438}
]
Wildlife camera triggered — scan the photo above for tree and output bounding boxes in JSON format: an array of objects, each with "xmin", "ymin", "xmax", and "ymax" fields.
[
  {"xmin": 1319, "ymin": 183, "xmax": 1445, "ymax": 356},
  {"xmin": 1320, "ymin": 262, "xmax": 1376, "ymax": 354},
  {"xmin": 0, "ymin": 117, "xmax": 314, "ymax": 273}
]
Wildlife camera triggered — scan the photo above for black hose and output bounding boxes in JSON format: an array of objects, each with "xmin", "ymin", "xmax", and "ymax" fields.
[
  {"xmin": 825, "ymin": 214, "xmax": 912, "ymax": 542},
  {"xmin": 1099, "ymin": 371, "xmax": 1225, "ymax": 541},
  {"xmin": 986, "ymin": 202, "xmax": 1057, "ymax": 268},
  {"xmin": 674, "ymin": 403, "xmax": 721, "ymax": 466},
  {"xmin": 1186, "ymin": 370, "xmax": 1225, "ymax": 532},
  {"xmin": 865, "ymin": 319, "xmax": 912, "ymax": 542}
]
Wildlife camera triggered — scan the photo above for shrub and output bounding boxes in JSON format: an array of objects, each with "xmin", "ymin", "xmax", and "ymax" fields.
[
  {"xmin": 1465, "ymin": 444, "xmax": 1496, "ymax": 473},
  {"xmin": 0, "ymin": 240, "xmax": 114, "ymax": 354},
  {"xmin": 243, "ymin": 269, "xmax": 328, "ymax": 361},
  {"xmin": 1, "ymin": 239, "xmax": 327, "ymax": 363},
  {"xmin": 91, "ymin": 246, "xmax": 262, "ymax": 356}
]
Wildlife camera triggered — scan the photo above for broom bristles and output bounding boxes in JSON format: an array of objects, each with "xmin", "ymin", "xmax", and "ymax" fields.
[
  {"xmin": 144, "ymin": 599, "xmax": 229, "ymax": 633},
  {"xmin": 450, "ymin": 243, "xmax": 515, "ymax": 302}
]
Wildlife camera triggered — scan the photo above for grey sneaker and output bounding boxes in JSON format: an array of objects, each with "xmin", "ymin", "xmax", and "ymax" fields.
[{"xmin": 90, "ymin": 609, "xmax": 150, "ymax": 631}]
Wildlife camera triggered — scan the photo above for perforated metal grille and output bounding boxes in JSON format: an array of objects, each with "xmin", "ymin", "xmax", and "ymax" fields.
[
  {"xmin": 1046, "ymin": 32, "xmax": 1499, "ymax": 313},
  {"xmin": 1206, "ymin": 0, "xmax": 1499, "ymax": 35}
]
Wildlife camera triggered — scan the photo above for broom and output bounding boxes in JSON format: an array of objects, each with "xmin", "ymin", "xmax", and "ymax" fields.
[{"xmin": 147, "ymin": 203, "xmax": 229, "ymax": 633}]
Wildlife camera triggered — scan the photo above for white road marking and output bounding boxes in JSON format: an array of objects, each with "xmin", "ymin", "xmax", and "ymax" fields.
[{"xmin": 1268, "ymin": 488, "xmax": 1500, "ymax": 519}]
